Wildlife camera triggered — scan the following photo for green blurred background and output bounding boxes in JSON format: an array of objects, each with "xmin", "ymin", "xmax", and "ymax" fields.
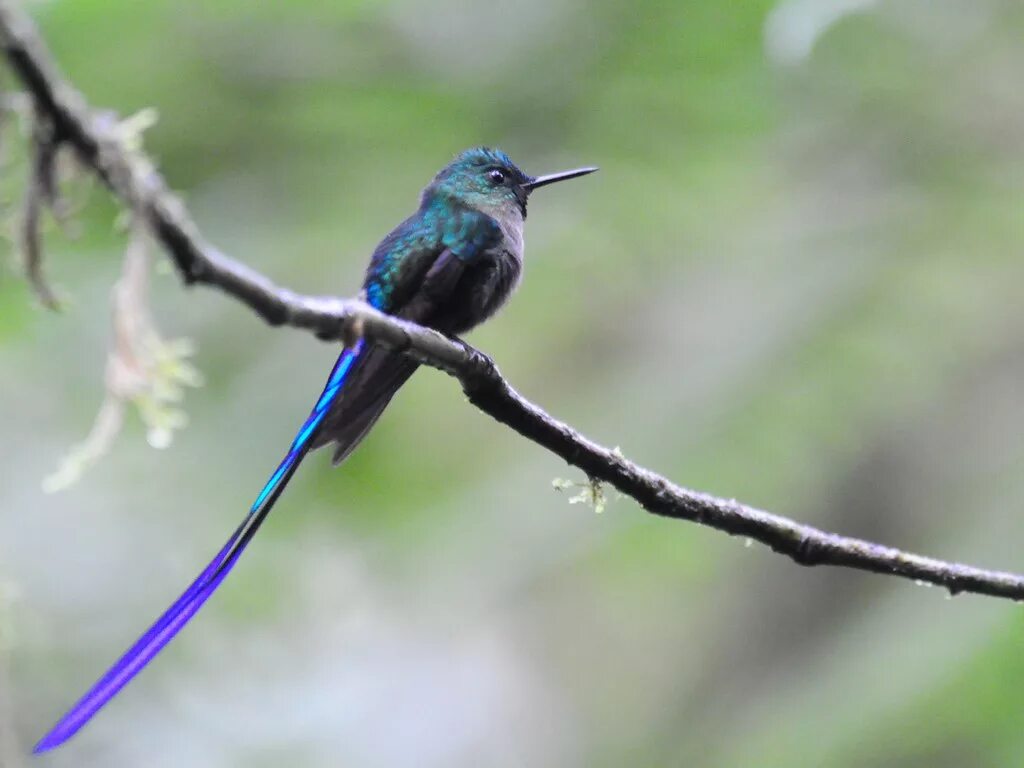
[{"xmin": 3, "ymin": 0, "xmax": 1024, "ymax": 765}]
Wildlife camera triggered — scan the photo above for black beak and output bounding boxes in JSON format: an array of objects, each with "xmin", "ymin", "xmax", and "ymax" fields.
[{"xmin": 523, "ymin": 166, "xmax": 598, "ymax": 192}]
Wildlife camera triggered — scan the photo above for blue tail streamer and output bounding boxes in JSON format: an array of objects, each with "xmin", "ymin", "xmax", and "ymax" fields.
[{"xmin": 34, "ymin": 340, "xmax": 366, "ymax": 753}]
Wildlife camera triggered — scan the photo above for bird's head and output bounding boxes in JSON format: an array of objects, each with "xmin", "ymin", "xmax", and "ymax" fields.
[{"xmin": 425, "ymin": 147, "xmax": 596, "ymax": 219}]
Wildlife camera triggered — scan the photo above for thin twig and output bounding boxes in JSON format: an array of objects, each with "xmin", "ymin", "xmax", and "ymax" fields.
[
  {"xmin": 19, "ymin": 109, "xmax": 60, "ymax": 308},
  {"xmin": 1, "ymin": 0, "xmax": 1023, "ymax": 601}
]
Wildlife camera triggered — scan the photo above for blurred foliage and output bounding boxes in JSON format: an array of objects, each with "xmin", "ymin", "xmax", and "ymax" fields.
[{"xmin": 2, "ymin": 0, "xmax": 1024, "ymax": 766}]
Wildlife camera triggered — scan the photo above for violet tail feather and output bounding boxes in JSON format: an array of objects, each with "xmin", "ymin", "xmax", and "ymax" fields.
[{"xmin": 34, "ymin": 341, "xmax": 365, "ymax": 753}]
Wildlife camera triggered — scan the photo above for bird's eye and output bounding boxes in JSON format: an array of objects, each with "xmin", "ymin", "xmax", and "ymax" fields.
[{"xmin": 487, "ymin": 168, "xmax": 507, "ymax": 185}]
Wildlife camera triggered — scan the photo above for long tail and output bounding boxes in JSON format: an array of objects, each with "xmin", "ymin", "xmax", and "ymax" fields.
[{"xmin": 34, "ymin": 340, "xmax": 366, "ymax": 753}]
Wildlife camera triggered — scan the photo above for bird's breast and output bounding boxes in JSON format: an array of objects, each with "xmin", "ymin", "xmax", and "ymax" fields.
[
  {"xmin": 497, "ymin": 216, "xmax": 524, "ymax": 264},
  {"xmin": 438, "ymin": 245, "xmax": 522, "ymax": 335}
]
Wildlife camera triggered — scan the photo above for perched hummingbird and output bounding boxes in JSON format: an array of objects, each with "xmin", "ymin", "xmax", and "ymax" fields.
[{"xmin": 35, "ymin": 148, "xmax": 597, "ymax": 752}]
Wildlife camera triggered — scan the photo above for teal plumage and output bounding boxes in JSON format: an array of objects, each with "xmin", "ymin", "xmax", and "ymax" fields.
[{"xmin": 363, "ymin": 205, "xmax": 501, "ymax": 311}]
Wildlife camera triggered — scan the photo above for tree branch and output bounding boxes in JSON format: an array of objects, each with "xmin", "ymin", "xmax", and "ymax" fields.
[{"xmin": 2, "ymin": 0, "xmax": 1023, "ymax": 602}]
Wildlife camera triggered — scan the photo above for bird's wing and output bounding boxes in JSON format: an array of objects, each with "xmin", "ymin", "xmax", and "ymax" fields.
[
  {"xmin": 315, "ymin": 247, "xmax": 471, "ymax": 462},
  {"xmin": 315, "ymin": 207, "xmax": 502, "ymax": 461}
]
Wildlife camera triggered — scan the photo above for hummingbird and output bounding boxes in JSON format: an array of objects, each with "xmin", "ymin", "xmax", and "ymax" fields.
[{"xmin": 35, "ymin": 147, "xmax": 597, "ymax": 752}]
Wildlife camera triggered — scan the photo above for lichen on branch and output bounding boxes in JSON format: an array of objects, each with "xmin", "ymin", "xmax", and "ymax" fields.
[{"xmin": 44, "ymin": 218, "xmax": 202, "ymax": 493}]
